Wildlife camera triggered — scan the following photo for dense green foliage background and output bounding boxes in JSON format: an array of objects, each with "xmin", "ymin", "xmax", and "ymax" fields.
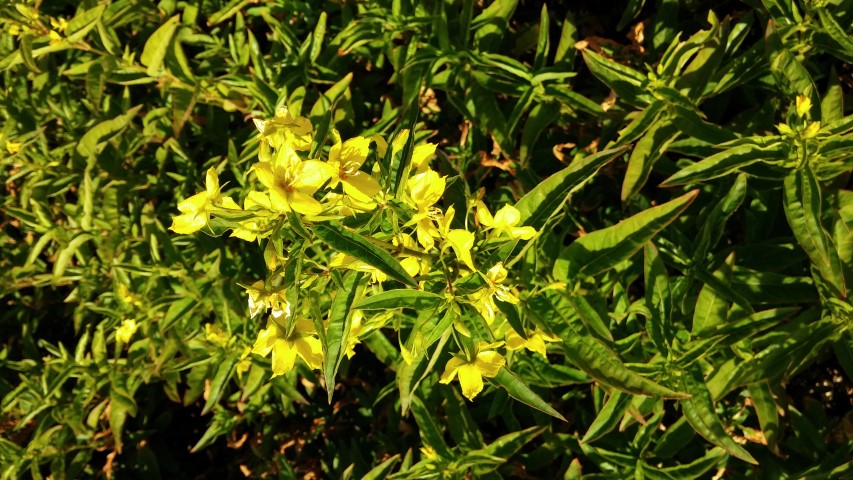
[{"xmin": 1, "ymin": 0, "xmax": 852, "ymax": 478}]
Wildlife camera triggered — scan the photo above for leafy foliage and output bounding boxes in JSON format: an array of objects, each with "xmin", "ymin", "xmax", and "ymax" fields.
[{"xmin": 1, "ymin": 0, "xmax": 852, "ymax": 479}]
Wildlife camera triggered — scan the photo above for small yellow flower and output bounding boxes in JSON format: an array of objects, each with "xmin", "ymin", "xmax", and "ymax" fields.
[
  {"xmin": 393, "ymin": 233, "xmax": 431, "ymax": 278},
  {"xmin": 410, "ymin": 143, "xmax": 437, "ymax": 174},
  {"xmin": 50, "ymin": 17, "xmax": 68, "ymax": 32},
  {"xmin": 803, "ymin": 121, "xmax": 821, "ymax": 139},
  {"xmin": 252, "ymin": 159, "xmax": 334, "ymax": 216},
  {"xmin": 204, "ymin": 323, "xmax": 230, "ymax": 347},
  {"xmin": 116, "ymin": 319, "xmax": 138, "ymax": 343},
  {"xmin": 252, "ymin": 317, "xmax": 323, "ymax": 378},
  {"xmin": 327, "ymin": 134, "xmax": 382, "ymax": 203},
  {"xmin": 230, "ymin": 191, "xmax": 272, "ymax": 241},
  {"xmin": 245, "ymin": 280, "xmax": 290, "ymax": 319},
  {"xmin": 468, "ymin": 263, "xmax": 519, "ymax": 324},
  {"xmin": 795, "ymin": 95, "xmax": 811, "ymax": 118},
  {"xmin": 170, "ymin": 167, "xmax": 235, "ymax": 234},
  {"xmin": 505, "ymin": 328, "xmax": 560, "ymax": 357},
  {"xmin": 436, "ymin": 206, "xmax": 476, "ymax": 271},
  {"xmin": 476, "ymin": 202, "xmax": 537, "ymax": 240},
  {"xmin": 5, "ymin": 140, "xmax": 21, "ymax": 154},
  {"xmin": 439, "ymin": 341, "xmax": 506, "ymax": 401},
  {"xmin": 253, "ymin": 107, "xmax": 313, "ymax": 153},
  {"xmin": 236, "ymin": 346, "xmax": 252, "ymax": 376},
  {"xmin": 48, "ymin": 30, "xmax": 62, "ymax": 46}
]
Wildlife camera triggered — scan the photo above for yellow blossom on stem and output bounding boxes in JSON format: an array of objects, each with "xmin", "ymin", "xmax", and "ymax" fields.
[
  {"xmin": 468, "ymin": 263, "xmax": 518, "ymax": 324},
  {"xmin": 393, "ymin": 233, "xmax": 431, "ymax": 278},
  {"xmin": 410, "ymin": 143, "xmax": 437, "ymax": 174},
  {"xmin": 48, "ymin": 30, "xmax": 62, "ymax": 46},
  {"xmin": 245, "ymin": 280, "xmax": 290, "ymax": 319},
  {"xmin": 5, "ymin": 140, "xmax": 20, "ymax": 154},
  {"xmin": 253, "ymin": 107, "xmax": 313, "ymax": 153},
  {"xmin": 476, "ymin": 202, "xmax": 537, "ymax": 240},
  {"xmin": 439, "ymin": 341, "xmax": 505, "ymax": 401},
  {"xmin": 795, "ymin": 95, "xmax": 811, "ymax": 118},
  {"xmin": 50, "ymin": 17, "xmax": 68, "ymax": 32},
  {"xmin": 116, "ymin": 319, "xmax": 138, "ymax": 343},
  {"xmin": 803, "ymin": 121, "xmax": 821, "ymax": 139},
  {"xmin": 230, "ymin": 191, "xmax": 272, "ymax": 241},
  {"xmin": 406, "ymin": 169, "xmax": 446, "ymax": 250},
  {"xmin": 204, "ymin": 323, "xmax": 230, "ymax": 347},
  {"xmin": 435, "ymin": 206, "xmax": 476, "ymax": 271},
  {"xmin": 252, "ymin": 317, "xmax": 323, "ymax": 378},
  {"xmin": 251, "ymin": 159, "xmax": 334, "ymax": 216},
  {"xmin": 505, "ymin": 328, "xmax": 560, "ymax": 357},
  {"xmin": 170, "ymin": 167, "xmax": 236, "ymax": 234},
  {"xmin": 327, "ymin": 134, "xmax": 382, "ymax": 203}
]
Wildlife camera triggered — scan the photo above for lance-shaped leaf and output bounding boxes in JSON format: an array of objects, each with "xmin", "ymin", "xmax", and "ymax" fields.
[
  {"xmin": 563, "ymin": 335, "xmax": 688, "ymax": 398},
  {"xmin": 201, "ymin": 353, "xmax": 237, "ymax": 415},
  {"xmin": 693, "ymin": 174, "xmax": 747, "ymax": 262},
  {"xmin": 661, "ymin": 142, "xmax": 788, "ymax": 186},
  {"xmin": 515, "ymin": 146, "xmax": 628, "ymax": 230},
  {"xmin": 554, "ymin": 190, "xmax": 698, "ymax": 280},
  {"xmin": 583, "ymin": 390, "xmax": 632, "ymax": 443},
  {"xmin": 76, "ymin": 105, "xmax": 143, "ymax": 158},
  {"xmin": 489, "ymin": 368, "xmax": 567, "ymax": 421},
  {"xmin": 323, "ymin": 272, "xmax": 363, "ymax": 403},
  {"xmin": 314, "ymin": 223, "xmax": 417, "ymax": 287},
  {"xmin": 644, "ymin": 242, "xmax": 673, "ymax": 355},
  {"xmin": 580, "ymin": 48, "xmax": 652, "ymax": 107},
  {"xmin": 354, "ymin": 290, "xmax": 445, "ymax": 310},
  {"xmin": 678, "ymin": 364, "xmax": 758, "ymax": 464},
  {"xmin": 141, "ymin": 15, "xmax": 180, "ymax": 76},
  {"xmin": 783, "ymin": 168, "xmax": 846, "ymax": 299},
  {"xmin": 622, "ymin": 117, "xmax": 680, "ymax": 201}
]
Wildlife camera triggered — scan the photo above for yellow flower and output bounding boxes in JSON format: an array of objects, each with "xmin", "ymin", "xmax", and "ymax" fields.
[
  {"xmin": 410, "ymin": 143, "xmax": 437, "ymax": 174},
  {"xmin": 476, "ymin": 202, "xmax": 537, "ymax": 240},
  {"xmin": 329, "ymin": 253, "xmax": 388, "ymax": 284},
  {"xmin": 436, "ymin": 206, "xmax": 476, "ymax": 271},
  {"xmin": 245, "ymin": 280, "xmax": 290, "ymax": 319},
  {"xmin": 468, "ymin": 263, "xmax": 519, "ymax": 324},
  {"xmin": 439, "ymin": 341, "xmax": 505, "ymax": 401},
  {"xmin": 252, "ymin": 159, "xmax": 334, "ymax": 216},
  {"xmin": 116, "ymin": 319, "xmax": 138, "ymax": 343},
  {"xmin": 170, "ymin": 167, "xmax": 233, "ymax": 234},
  {"xmin": 505, "ymin": 328, "xmax": 560, "ymax": 357},
  {"xmin": 5, "ymin": 140, "xmax": 20, "ymax": 154},
  {"xmin": 253, "ymin": 107, "xmax": 313, "ymax": 153},
  {"xmin": 406, "ymin": 169, "xmax": 446, "ymax": 249},
  {"xmin": 48, "ymin": 30, "xmax": 62, "ymax": 46},
  {"xmin": 252, "ymin": 317, "xmax": 323, "ymax": 378},
  {"xmin": 795, "ymin": 95, "xmax": 811, "ymax": 118},
  {"xmin": 327, "ymin": 134, "xmax": 382, "ymax": 203},
  {"xmin": 803, "ymin": 121, "xmax": 821, "ymax": 139},
  {"xmin": 236, "ymin": 346, "xmax": 252, "ymax": 376},
  {"xmin": 204, "ymin": 323, "xmax": 230, "ymax": 347},
  {"xmin": 50, "ymin": 17, "xmax": 68, "ymax": 32},
  {"xmin": 393, "ymin": 233, "xmax": 431, "ymax": 278},
  {"xmin": 230, "ymin": 191, "xmax": 272, "ymax": 241}
]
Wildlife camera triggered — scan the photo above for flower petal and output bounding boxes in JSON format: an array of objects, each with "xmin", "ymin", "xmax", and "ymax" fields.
[
  {"xmin": 343, "ymin": 171, "xmax": 382, "ymax": 202},
  {"xmin": 271, "ymin": 340, "xmax": 298, "ymax": 377},
  {"xmin": 439, "ymin": 356, "xmax": 466, "ymax": 384},
  {"xmin": 457, "ymin": 363, "xmax": 485, "ymax": 400},
  {"xmin": 295, "ymin": 160, "xmax": 335, "ymax": 193},
  {"xmin": 293, "ymin": 336, "xmax": 323, "ymax": 370},
  {"xmin": 287, "ymin": 190, "xmax": 323, "ymax": 216},
  {"xmin": 474, "ymin": 350, "xmax": 505, "ymax": 378}
]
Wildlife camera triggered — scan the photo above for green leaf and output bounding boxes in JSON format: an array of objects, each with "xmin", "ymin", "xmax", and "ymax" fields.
[
  {"xmin": 613, "ymin": 101, "xmax": 666, "ymax": 148},
  {"xmin": 489, "ymin": 368, "xmax": 566, "ymax": 421},
  {"xmin": 354, "ymin": 290, "xmax": 445, "ymax": 310},
  {"xmin": 580, "ymin": 49, "xmax": 652, "ymax": 107},
  {"xmin": 362, "ymin": 454, "xmax": 401, "ymax": 480},
  {"xmin": 314, "ymin": 223, "xmax": 417, "ymax": 287},
  {"xmin": 693, "ymin": 174, "xmax": 747, "ymax": 262},
  {"xmin": 201, "ymin": 353, "xmax": 237, "ymax": 415},
  {"xmin": 563, "ymin": 335, "xmax": 688, "ymax": 398},
  {"xmin": 748, "ymin": 381, "xmax": 780, "ymax": 452},
  {"xmin": 554, "ymin": 190, "xmax": 698, "ymax": 280},
  {"xmin": 678, "ymin": 364, "xmax": 758, "ymax": 464},
  {"xmin": 140, "ymin": 15, "xmax": 180, "ymax": 77},
  {"xmin": 65, "ymin": 4, "xmax": 106, "ymax": 43},
  {"xmin": 644, "ymin": 242, "xmax": 673, "ymax": 355},
  {"xmin": 661, "ymin": 142, "xmax": 788, "ymax": 186},
  {"xmin": 583, "ymin": 390, "xmax": 632, "ymax": 443},
  {"xmin": 621, "ymin": 117, "xmax": 680, "ymax": 201},
  {"xmin": 817, "ymin": 8, "xmax": 853, "ymax": 63},
  {"xmin": 516, "ymin": 146, "xmax": 628, "ymax": 230},
  {"xmin": 76, "ymin": 105, "xmax": 143, "ymax": 158},
  {"xmin": 324, "ymin": 272, "xmax": 364, "ymax": 403},
  {"xmin": 410, "ymin": 396, "xmax": 452, "ymax": 457},
  {"xmin": 692, "ymin": 254, "xmax": 733, "ymax": 334},
  {"xmin": 533, "ymin": 5, "xmax": 550, "ymax": 70},
  {"xmin": 783, "ymin": 168, "xmax": 846, "ymax": 299}
]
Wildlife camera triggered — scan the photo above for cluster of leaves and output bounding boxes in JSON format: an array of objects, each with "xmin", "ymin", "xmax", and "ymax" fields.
[{"xmin": 1, "ymin": 0, "xmax": 852, "ymax": 478}]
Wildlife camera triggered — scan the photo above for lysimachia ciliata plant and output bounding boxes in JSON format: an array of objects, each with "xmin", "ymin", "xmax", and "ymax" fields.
[{"xmin": 169, "ymin": 107, "xmax": 561, "ymax": 410}]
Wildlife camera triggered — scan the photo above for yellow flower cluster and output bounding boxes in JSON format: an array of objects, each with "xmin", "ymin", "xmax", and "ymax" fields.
[{"xmin": 170, "ymin": 108, "xmax": 553, "ymax": 392}]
